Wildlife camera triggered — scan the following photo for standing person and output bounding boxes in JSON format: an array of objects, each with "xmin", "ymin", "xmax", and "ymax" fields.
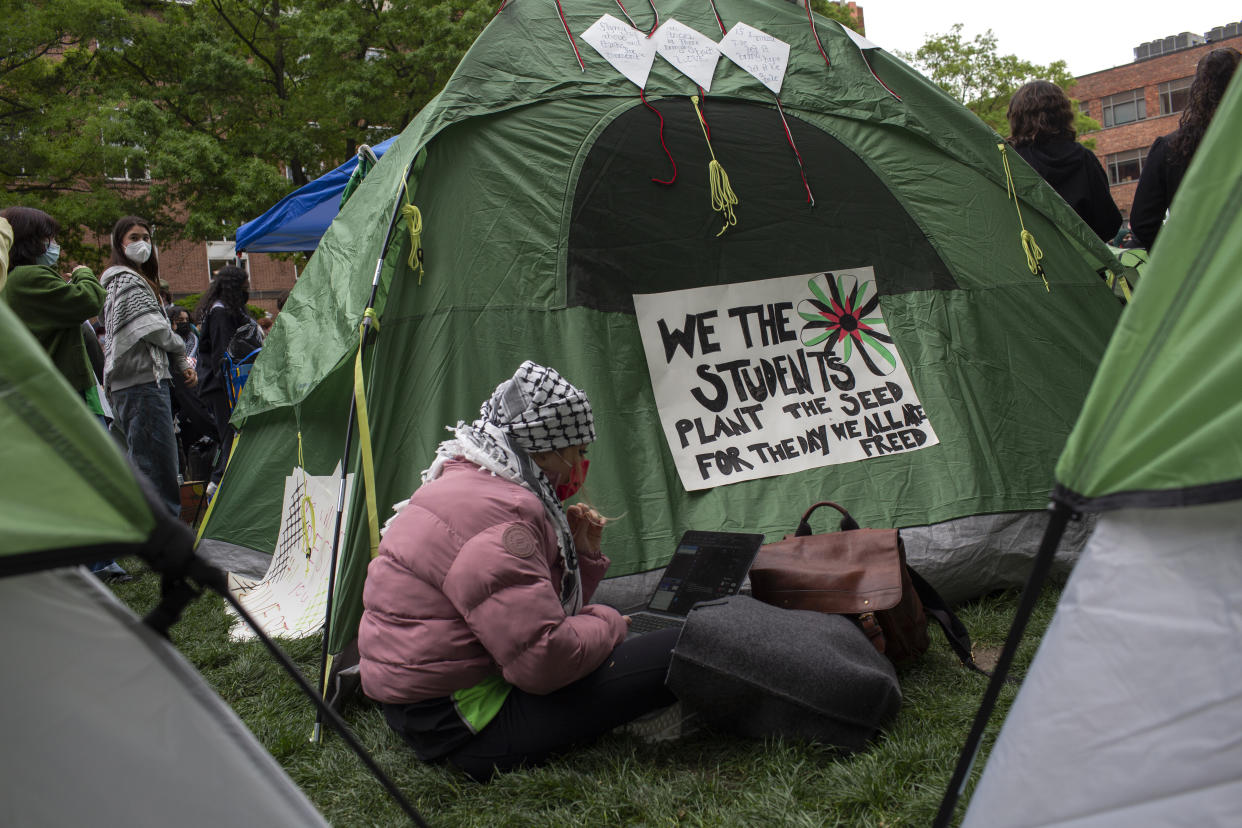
[
  {"xmin": 1130, "ymin": 48, "xmax": 1241, "ymax": 251},
  {"xmin": 1007, "ymin": 80, "xmax": 1122, "ymax": 242},
  {"xmin": 195, "ymin": 265, "xmax": 251, "ymax": 496},
  {"xmin": 2, "ymin": 206, "xmax": 126, "ymax": 580},
  {"xmin": 101, "ymin": 216, "xmax": 197, "ymax": 519},
  {"xmin": 359, "ymin": 361, "xmax": 678, "ymax": 781},
  {"xmin": 0, "ymin": 207, "xmax": 106, "ymax": 409}
]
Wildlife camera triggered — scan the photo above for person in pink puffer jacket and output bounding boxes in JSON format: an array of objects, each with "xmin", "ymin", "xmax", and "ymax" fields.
[{"xmin": 358, "ymin": 361, "xmax": 679, "ymax": 780}]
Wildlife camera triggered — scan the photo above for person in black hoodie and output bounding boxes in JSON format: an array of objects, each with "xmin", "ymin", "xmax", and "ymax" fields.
[
  {"xmin": 195, "ymin": 265, "xmax": 251, "ymax": 494},
  {"xmin": 1007, "ymin": 80, "xmax": 1121, "ymax": 242},
  {"xmin": 1130, "ymin": 48, "xmax": 1240, "ymax": 251}
]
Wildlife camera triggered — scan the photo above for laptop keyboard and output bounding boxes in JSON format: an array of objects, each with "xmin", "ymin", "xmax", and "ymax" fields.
[{"xmin": 628, "ymin": 613, "xmax": 683, "ymax": 634}]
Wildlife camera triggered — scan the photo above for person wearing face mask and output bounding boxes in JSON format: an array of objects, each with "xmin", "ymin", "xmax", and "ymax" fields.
[
  {"xmin": 0, "ymin": 206, "xmax": 106, "ymax": 409},
  {"xmin": 2, "ymin": 207, "xmax": 130, "ymax": 580},
  {"xmin": 100, "ymin": 215, "xmax": 197, "ymax": 519},
  {"xmin": 358, "ymin": 361, "xmax": 679, "ymax": 781}
]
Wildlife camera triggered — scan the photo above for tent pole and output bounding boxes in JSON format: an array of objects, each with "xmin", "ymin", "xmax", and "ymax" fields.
[
  {"xmin": 219, "ymin": 583, "xmax": 431, "ymax": 826},
  {"xmin": 932, "ymin": 500, "xmax": 1075, "ymax": 828},
  {"xmin": 313, "ymin": 167, "xmax": 413, "ymax": 744}
]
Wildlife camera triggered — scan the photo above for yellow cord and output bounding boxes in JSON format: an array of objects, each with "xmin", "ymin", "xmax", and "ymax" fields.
[
  {"xmin": 400, "ymin": 190, "xmax": 424, "ymax": 284},
  {"xmin": 999, "ymin": 143, "xmax": 1050, "ymax": 292},
  {"xmin": 355, "ymin": 320, "xmax": 381, "ymax": 558},
  {"xmin": 691, "ymin": 96, "xmax": 739, "ymax": 236},
  {"xmin": 296, "ymin": 429, "xmax": 315, "ymax": 566}
]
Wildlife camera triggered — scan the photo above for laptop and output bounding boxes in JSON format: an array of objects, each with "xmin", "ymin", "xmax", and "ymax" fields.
[{"xmin": 626, "ymin": 530, "xmax": 765, "ymax": 638}]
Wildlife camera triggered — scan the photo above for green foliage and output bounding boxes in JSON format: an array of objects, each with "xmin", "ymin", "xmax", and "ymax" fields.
[
  {"xmin": 0, "ymin": 0, "xmax": 494, "ymax": 252},
  {"xmin": 809, "ymin": 1, "xmax": 863, "ymax": 34},
  {"xmin": 901, "ymin": 24, "xmax": 1092, "ymax": 137},
  {"xmin": 108, "ymin": 556, "xmax": 1062, "ymax": 827}
]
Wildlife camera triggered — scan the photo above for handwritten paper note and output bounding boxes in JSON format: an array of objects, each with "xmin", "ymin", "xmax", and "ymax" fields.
[
  {"xmin": 653, "ymin": 18, "xmax": 721, "ymax": 91},
  {"xmin": 718, "ymin": 22, "xmax": 790, "ymax": 94},
  {"xmin": 581, "ymin": 14, "xmax": 657, "ymax": 89},
  {"xmin": 226, "ymin": 466, "xmax": 352, "ymax": 641}
]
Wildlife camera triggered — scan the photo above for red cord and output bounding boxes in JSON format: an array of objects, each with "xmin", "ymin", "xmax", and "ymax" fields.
[
  {"xmin": 553, "ymin": 0, "xmax": 585, "ymax": 72},
  {"xmin": 776, "ymin": 97, "xmax": 815, "ymax": 206},
  {"xmin": 805, "ymin": 1, "xmax": 831, "ymax": 68},
  {"xmin": 707, "ymin": 0, "xmax": 726, "ymax": 35},
  {"xmin": 640, "ymin": 90, "xmax": 677, "ymax": 185},
  {"xmin": 861, "ymin": 50, "xmax": 902, "ymax": 101}
]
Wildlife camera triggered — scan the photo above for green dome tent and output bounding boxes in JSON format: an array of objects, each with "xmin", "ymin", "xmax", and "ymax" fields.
[
  {"xmin": 948, "ymin": 72, "xmax": 1242, "ymax": 827},
  {"xmin": 200, "ymin": 0, "xmax": 1128, "ymax": 666},
  {"xmin": 0, "ymin": 299, "xmax": 329, "ymax": 826}
]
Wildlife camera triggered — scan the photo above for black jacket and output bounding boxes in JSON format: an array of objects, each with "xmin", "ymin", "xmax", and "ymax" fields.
[
  {"xmin": 1129, "ymin": 133, "xmax": 1187, "ymax": 251},
  {"xmin": 1013, "ymin": 139, "xmax": 1122, "ymax": 242},
  {"xmin": 198, "ymin": 303, "xmax": 246, "ymax": 395}
]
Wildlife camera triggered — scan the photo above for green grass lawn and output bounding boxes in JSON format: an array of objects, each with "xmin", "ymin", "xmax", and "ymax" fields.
[{"xmin": 109, "ymin": 558, "xmax": 1060, "ymax": 827}]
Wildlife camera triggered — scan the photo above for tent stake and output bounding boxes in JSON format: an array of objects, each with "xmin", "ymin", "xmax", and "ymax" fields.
[
  {"xmin": 314, "ymin": 164, "xmax": 415, "ymax": 744},
  {"xmin": 933, "ymin": 500, "xmax": 1074, "ymax": 827}
]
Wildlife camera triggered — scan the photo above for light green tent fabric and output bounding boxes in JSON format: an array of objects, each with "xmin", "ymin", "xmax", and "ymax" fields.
[
  {"xmin": 202, "ymin": 0, "xmax": 1128, "ymax": 654},
  {"xmin": 1055, "ymin": 72, "xmax": 1242, "ymax": 510},
  {"xmin": 0, "ymin": 300, "xmax": 152, "ymax": 564}
]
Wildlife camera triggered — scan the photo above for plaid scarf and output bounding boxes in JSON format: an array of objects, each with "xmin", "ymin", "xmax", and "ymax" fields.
[
  {"xmin": 100, "ymin": 266, "xmax": 167, "ymax": 379},
  {"xmin": 422, "ymin": 361, "xmax": 595, "ymax": 615}
]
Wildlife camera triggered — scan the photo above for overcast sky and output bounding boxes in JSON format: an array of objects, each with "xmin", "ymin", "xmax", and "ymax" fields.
[{"xmin": 860, "ymin": 1, "xmax": 1241, "ymax": 77}]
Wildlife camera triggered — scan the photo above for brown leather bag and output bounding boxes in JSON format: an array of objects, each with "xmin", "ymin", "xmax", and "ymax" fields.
[{"xmin": 749, "ymin": 501, "xmax": 931, "ymax": 663}]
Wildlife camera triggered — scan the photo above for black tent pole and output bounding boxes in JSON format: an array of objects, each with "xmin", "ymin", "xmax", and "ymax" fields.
[
  {"xmin": 313, "ymin": 168, "xmax": 413, "ymax": 744},
  {"xmin": 123, "ymin": 480, "xmax": 430, "ymax": 826},
  {"xmin": 932, "ymin": 500, "xmax": 1075, "ymax": 828}
]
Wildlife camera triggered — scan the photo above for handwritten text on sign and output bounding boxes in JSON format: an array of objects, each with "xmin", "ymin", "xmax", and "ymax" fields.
[{"xmin": 634, "ymin": 268, "xmax": 938, "ymax": 491}]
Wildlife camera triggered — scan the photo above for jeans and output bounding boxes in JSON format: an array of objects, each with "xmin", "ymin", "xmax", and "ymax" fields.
[{"xmin": 111, "ymin": 379, "xmax": 181, "ymax": 518}]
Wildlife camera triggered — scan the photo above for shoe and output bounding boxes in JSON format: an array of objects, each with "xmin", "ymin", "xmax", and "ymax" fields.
[
  {"xmin": 621, "ymin": 702, "xmax": 697, "ymax": 743},
  {"xmin": 92, "ymin": 561, "xmax": 133, "ymax": 584}
]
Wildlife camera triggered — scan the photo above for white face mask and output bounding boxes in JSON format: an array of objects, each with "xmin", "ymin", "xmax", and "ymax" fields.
[{"xmin": 125, "ymin": 239, "xmax": 152, "ymax": 264}]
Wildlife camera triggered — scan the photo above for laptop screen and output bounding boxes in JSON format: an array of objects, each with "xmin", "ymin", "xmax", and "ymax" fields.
[{"xmin": 646, "ymin": 532, "xmax": 761, "ymax": 616}]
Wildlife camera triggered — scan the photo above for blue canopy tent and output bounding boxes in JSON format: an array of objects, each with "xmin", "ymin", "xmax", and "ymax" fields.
[{"xmin": 234, "ymin": 138, "xmax": 396, "ymax": 253}]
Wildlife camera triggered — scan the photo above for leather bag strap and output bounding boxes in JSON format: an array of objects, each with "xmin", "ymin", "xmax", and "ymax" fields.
[
  {"xmin": 794, "ymin": 501, "xmax": 861, "ymax": 536},
  {"xmin": 907, "ymin": 566, "xmax": 992, "ymax": 678}
]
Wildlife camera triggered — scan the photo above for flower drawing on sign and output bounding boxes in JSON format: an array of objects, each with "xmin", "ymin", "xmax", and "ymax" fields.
[{"xmin": 798, "ymin": 273, "xmax": 896, "ymax": 376}]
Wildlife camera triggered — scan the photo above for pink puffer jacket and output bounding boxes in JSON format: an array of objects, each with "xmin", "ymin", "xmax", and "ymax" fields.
[{"xmin": 358, "ymin": 459, "xmax": 625, "ymax": 704}]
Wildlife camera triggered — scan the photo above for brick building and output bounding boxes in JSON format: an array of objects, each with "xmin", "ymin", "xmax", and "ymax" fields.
[
  {"xmin": 1069, "ymin": 22, "xmax": 1242, "ymax": 221},
  {"xmin": 156, "ymin": 238, "xmax": 297, "ymax": 316}
]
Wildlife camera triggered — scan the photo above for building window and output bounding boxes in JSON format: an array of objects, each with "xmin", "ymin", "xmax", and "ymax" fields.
[
  {"xmin": 207, "ymin": 241, "xmax": 248, "ymax": 279},
  {"xmin": 1106, "ymin": 148, "xmax": 1145, "ymax": 185},
  {"xmin": 1101, "ymin": 89, "xmax": 1146, "ymax": 127},
  {"xmin": 1158, "ymin": 77, "xmax": 1192, "ymax": 116}
]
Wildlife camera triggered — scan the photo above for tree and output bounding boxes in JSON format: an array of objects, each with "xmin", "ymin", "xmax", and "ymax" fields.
[
  {"xmin": 0, "ymin": 0, "xmax": 494, "ymax": 262},
  {"xmin": 901, "ymin": 24, "xmax": 1098, "ymax": 139},
  {"xmin": 809, "ymin": 1, "xmax": 863, "ymax": 34}
]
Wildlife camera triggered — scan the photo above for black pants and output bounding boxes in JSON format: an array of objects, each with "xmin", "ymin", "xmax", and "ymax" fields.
[
  {"xmin": 203, "ymin": 388, "xmax": 235, "ymax": 485},
  {"xmin": 443, "ymin": 627, "xmax": 679, "ymax": 781}
]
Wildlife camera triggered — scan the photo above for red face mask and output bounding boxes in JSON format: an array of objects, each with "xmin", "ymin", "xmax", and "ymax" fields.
[{"xmin": 555, "ymin": 458, "xmax": 589, "ymax": 501}]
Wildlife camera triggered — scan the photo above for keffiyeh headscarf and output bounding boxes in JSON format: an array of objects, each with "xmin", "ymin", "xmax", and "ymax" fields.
[{"xmin": 421, "ymin": 361, "xmax": 595, "ymax": 614}]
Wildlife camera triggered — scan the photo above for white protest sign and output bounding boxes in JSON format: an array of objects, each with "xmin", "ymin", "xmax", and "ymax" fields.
[
  {"xmin": 581, "ymin": 14, "xmax": 657, "ymax": 89},
  {"xmin": 718, "ymin": 22, "xmax": 790, "ymax": 94},
  {"xmin": 226, "ymin": 466, "xmax": 352, "ymax": 641},
  {"xmin": 634, "ymin": 267, "xmax": 938, "ymax": 491},
  {"xmin": 652, "ymin": 18, "xmax": 721, "ymax": 91}
]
